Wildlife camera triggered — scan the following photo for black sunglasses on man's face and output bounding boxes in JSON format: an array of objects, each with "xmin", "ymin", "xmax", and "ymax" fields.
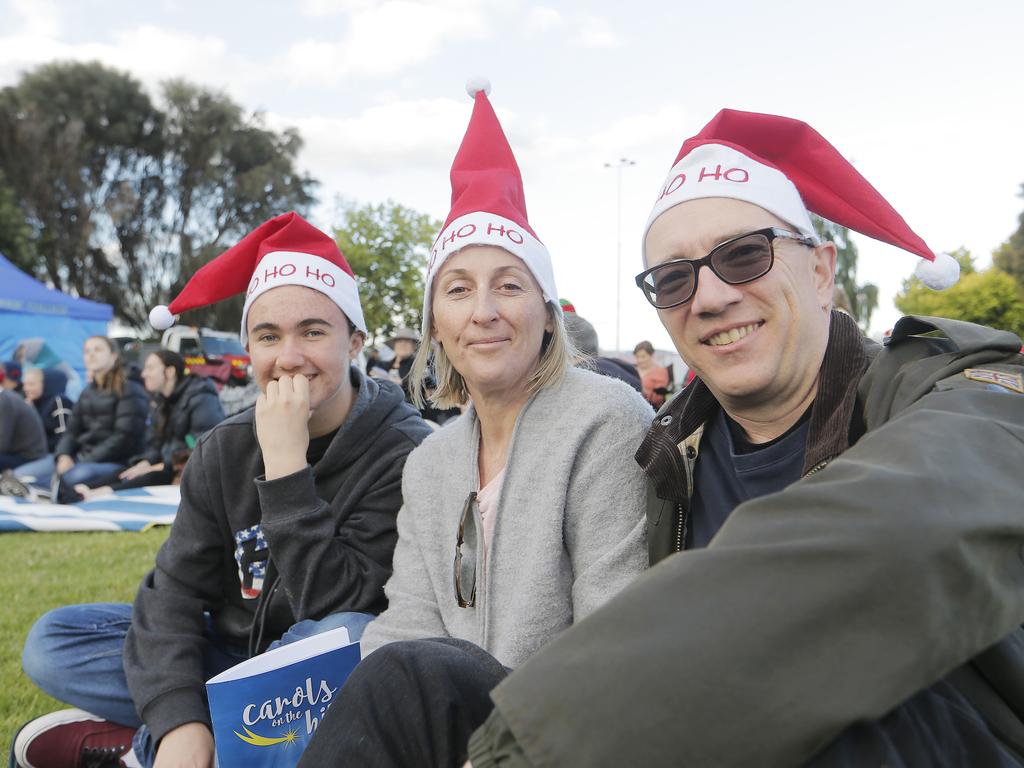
[{"xmin": 635, "ymin": 227, "xmax": 819, "ymax": 310}]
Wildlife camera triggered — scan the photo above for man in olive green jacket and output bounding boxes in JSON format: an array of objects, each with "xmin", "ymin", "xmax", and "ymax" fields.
[{"xmin": 465, "ymin": 111, "xmax": 1024, "ymax": 766}]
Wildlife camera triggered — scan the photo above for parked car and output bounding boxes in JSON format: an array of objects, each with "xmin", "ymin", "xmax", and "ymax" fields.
[{"xmin": 160, "ymin": 326, "xmax": 251, "ymax": 386}]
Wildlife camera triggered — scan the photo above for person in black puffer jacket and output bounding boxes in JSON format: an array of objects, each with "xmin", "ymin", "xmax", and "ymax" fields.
[
  {"xmin": 22, "ymin": 367, "xmax": 75, "ymax": 453},
  {"xmin": 14, "ymin": 335, "xmax": 148, "ymax": 502},
  {"xmin": 78, "ymin": 350, "xmax": 225, "ymax": 495}
]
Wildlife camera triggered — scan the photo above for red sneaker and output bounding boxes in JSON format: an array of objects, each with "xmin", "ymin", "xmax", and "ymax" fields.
[{"xmin": 12, "ymin": 709, "xmax": 135, "ymax": 768}]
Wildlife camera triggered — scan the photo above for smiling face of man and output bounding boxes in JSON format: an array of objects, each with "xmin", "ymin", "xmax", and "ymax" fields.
[{"xmin": 643, "ymin": 197, "xmax": 836, "ymax": 413}]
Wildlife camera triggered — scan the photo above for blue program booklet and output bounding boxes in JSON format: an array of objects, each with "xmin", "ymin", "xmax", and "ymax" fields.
[{"xmin": 206, "ymin": 626, "xmax": 361, "ymax": 768}]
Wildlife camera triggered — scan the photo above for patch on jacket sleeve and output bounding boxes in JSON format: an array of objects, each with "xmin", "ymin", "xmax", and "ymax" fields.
[
  {"xmin": 963, "ymin": 368, "xmax": 1024, "ymax": 394},
  {"xmin": 234, "ymin": 523, "xmax": 269, "ymax": 599}
]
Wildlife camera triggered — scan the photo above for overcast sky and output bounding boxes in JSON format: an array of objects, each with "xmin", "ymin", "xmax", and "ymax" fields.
[{"xmin": 3, "ymin": 0, "xmax": 1022, "ymax": 350}]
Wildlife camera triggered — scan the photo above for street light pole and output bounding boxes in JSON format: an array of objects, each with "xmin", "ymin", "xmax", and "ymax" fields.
[{"xmin": 604, "ymin": 157, "xmax": 635, "ymax": 354}]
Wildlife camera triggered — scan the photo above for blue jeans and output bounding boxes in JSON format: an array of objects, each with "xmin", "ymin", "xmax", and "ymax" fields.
[
  {"xmin": 15, "ymin": 455, "xmax": 124, "ymax": 489},
  {"xmin": 21, "ymin": 602, "xmax": 374, "ymax": 767},
  {"xmin": 14, "ymin": 456, "xmax": 125, "ymax": 503}
]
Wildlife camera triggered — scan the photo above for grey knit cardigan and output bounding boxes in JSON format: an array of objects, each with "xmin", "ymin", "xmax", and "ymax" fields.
[{"xmin": 360, "ymin": 366, "xmax": 653, "ymax": 668}]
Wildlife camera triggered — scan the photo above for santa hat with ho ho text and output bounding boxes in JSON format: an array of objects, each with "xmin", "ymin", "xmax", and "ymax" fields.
[
  {"xmin": 149, "ymin": 211, "xmax": 366, "ymax": 343},
  {"xmin": 422, "ymin": 78, "xmax": 559, "ymax": 335},
  {"xmin": 645, "ymin": 108, "xmax": 959, "ymax": 290}
]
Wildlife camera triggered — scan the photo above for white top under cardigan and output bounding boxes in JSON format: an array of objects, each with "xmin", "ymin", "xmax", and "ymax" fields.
[
  {"xmin": 360, "ymin": 366, "xmax": 654, "ymax": 669},
  {"xmin": 477, "ymin": 466, "xmax": 505, "ymax": 566}
]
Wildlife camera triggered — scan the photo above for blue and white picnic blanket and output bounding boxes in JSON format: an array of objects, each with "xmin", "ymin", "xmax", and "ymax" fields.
[{"xmin": 0, "ymin": 486, "xmax": 180, "ymax": 532}]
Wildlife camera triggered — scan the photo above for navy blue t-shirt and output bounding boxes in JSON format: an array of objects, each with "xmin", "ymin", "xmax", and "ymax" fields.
[{"xmin": 688, "ymin": 408, "xmax": 810, "ymax": 549}]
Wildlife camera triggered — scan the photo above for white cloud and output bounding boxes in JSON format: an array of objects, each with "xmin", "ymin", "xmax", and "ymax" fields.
[
  {"xmin": 284, "ymin": 0, "xmax": 491, "ymax": 84},
  {"xmin": 576, "ymin": 16, "xmax": 622, "ymax": 48},
  {"xmin": 11, "ymin": 0, "xmax": 60, "ymax": 38},
  {"xmin": 586, "ymin": 104, "xmax": 689, "ymax": 157},
  {"xmin": 105, "ymin": 27, "xmax": 245, "ymax": 91},
  {"xmin": 526, "ymin": 5, "xmax": 562, "ymax": 33},
  {"xmin": 0, "ymin": 0, "xmax": 64, "ymax": 83},
  {"xmin": 271, "ymin": 97, "xmax": 469, "ymax": 176},
  {"xmin": 301, "ymin": 0, "xmax": 376, "ymax": 15},
  {"xmin": 0, "ymin": 23, "xmax": 262, "ymax": 103}
]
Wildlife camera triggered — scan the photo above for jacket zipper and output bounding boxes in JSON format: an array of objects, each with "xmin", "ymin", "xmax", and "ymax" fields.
[
  {"xmin": 675, "ymin": 501, "xmax": 686, "ymax": 552},
  {"xmin": 804, "ymin": 459, "xmax": 831, "ymax": 478},
  {"xmin": 674, "ymin": 434, "xmax": 701, "ymax": 552}
]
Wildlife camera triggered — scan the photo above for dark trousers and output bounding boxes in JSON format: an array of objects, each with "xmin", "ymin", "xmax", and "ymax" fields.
[
  {"xmin": 298, "ymin": 638, "xmax": 509, "ymax": 768},
  {"xmin": 102, "ymin": 466, "xmax": 175, "ymax": 491},
  {"xmin": 808, "ymin": 677, "xmax": 1024, "ymax": 767},
  {"xmin": 299, "ymin": 639, "xmax": 1023, "ymax": 768}
]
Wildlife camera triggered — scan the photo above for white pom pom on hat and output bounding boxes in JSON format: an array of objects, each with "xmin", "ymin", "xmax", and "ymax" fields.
[
  {"xmin": 422, "ymin": 78, "xmax": 558, "ymax": 338},
  {"xmin": 465, "ymin": 77, "xmax": 491, "ymax": 98},
  {"xmin": 149, "ymin": 304, "xmax": 176, "ymax": 331},
  {"xmin": 914, "ymin": 251, "xmax": 961, "ymax": 291}
]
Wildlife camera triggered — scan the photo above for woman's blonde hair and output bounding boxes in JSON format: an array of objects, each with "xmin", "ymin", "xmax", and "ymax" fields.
[{"xmin": 410, "ymin": 300, "xmax": 577, "ymax": 410}]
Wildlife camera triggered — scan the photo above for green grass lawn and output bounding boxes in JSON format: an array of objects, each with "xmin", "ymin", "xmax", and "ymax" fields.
[{"xmin": 0, "ymin": 527, "xmax": 169, "ymax": 758}]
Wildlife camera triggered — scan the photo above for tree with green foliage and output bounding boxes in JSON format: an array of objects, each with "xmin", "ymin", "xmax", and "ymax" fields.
[
  {"xmin": 140, "ymin": 80, "xmax": 318, "ymax": 330},
  {"xmin": 894, "ymin": 248, "xmax": 1024, "ymax": 337},
  {"xmin": 0, "ymin": 61, "xmax": 164, "ymax": 313},
  {"xmin": 811, "ymin": 215, "xmax": 878, "ymax": 330},
  {"xmin": 334, "ymin": 200, "xmax": 441, "ymax": 345},
  {"xmin": 993, "ymin": 182, "xmax": 1024, "ymax": 288},
  {"xmin": 0, "ymin": 170, "xmax": 34, "ymax": 272},
  {"xmin": 0, "ymin": 62, "xmax": 317, "ymax": 329}
]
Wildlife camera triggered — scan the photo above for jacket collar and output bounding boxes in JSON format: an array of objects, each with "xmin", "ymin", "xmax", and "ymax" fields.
[{"xmin": 635, "ymin": 310, "xmax": 874, "ymax": 502}]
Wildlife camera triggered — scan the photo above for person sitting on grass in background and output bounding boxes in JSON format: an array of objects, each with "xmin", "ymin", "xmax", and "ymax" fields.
[
  {"xmin": 11, "ymin": 336, "xmax": 148, "ymax": 503},
  {"xmin": 76, "ymin": 350, "xmax": 224, "ymax": 498},
  {"xmin": 0, "ymin": 383, "xmax": 47, "ymax": 471},
  {"xmin": 296, "ymin": 81, "xmax": 651, "ymax": 768},
  {"xmin": 377, "ymin": 327, "xmax": 418, "ymax": 395},
  {"xmin": 371, "ymin": 327, "xmax": 462, "ymax": 426},
  {"xmin": 21, "ymin": 367, "xmax": 74, "ymax": 453},
  {"xmin": 12, "ymin": 212, "xmax": 431, "ymax": 768},
  {"xmin": 1, "ymin": 359, "xmax": 24, "ymax": 393}
]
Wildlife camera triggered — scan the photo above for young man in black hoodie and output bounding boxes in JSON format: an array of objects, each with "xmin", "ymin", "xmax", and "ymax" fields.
[{"xmin": 13, "ymin": 213, "xmax": 431, "ymax": 768}]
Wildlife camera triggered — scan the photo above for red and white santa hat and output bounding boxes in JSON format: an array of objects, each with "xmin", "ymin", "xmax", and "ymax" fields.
[
  {"xmin": 423, "ymin": 78, "xmax": 559, "ymax": 334},
  {"xmin": 148, "ymin": 211, "xmax": 366, "ymax": 343},
  {"xmin": 645, "ymin": 108, "xmax": 959, "ymax": 290}
]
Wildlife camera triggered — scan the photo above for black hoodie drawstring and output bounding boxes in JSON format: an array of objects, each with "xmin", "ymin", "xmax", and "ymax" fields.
[{"xmin": 248, "ymin": 557, "xmax": 280, "ymax": 657}]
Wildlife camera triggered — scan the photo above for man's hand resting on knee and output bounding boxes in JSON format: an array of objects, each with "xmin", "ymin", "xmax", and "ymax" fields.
[{"xmin": 154, "ymin": 722, "xmax": 215, "ymax": 768}]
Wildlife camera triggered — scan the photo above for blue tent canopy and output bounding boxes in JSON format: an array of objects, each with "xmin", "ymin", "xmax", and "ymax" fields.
[
  {"xmin": 0, "ymin": 252, "xmax": 112, "ymax": 320},
  {"xmin": 0, "ymin": 252, "xmax": 113, "ymax": 398}
]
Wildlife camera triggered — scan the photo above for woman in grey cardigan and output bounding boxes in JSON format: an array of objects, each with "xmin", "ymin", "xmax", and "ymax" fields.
[
  {"xmin": 358, "ymin": 93, "xmax": 651, "ymax": 669},
  {"xmin": 357, "ymin": 275, "xmax": 652, "ymax": 666},
  {"xmin": 300, "ymin": 79, "xmax": 651, "ymax": 768}
]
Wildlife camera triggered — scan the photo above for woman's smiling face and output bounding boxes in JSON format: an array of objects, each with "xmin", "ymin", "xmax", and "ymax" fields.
[{"xmin": 431, "ymin": 245, "xmax": 552, "ymax": 402}]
